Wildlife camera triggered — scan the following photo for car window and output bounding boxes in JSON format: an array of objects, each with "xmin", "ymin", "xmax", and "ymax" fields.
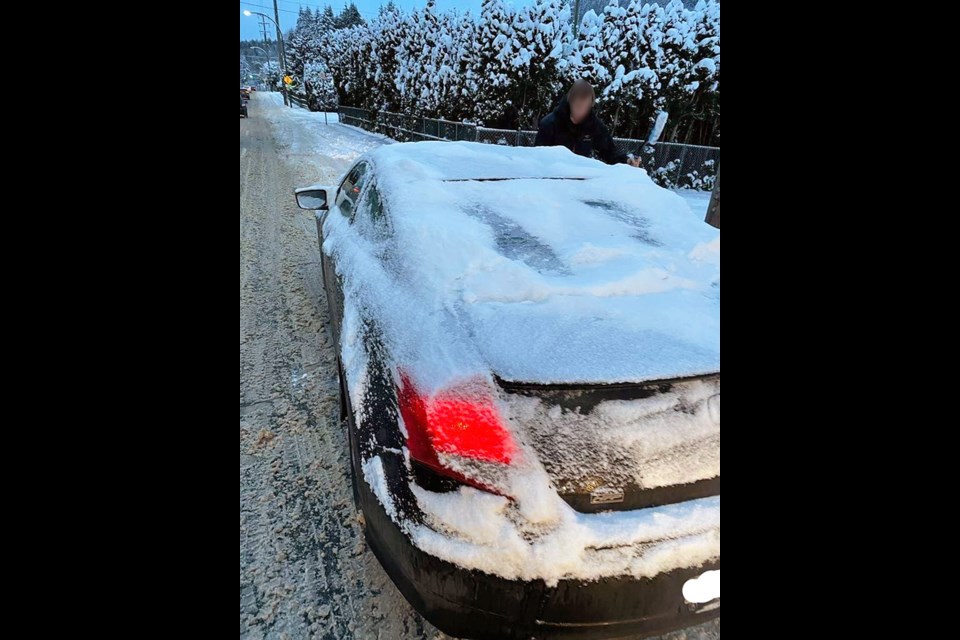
[
  {"xmin": 355, "ymin": 182, "xmax": 392, "ymax": 240},
  {"xmin": 364, "ymin": 183, "xmax": 384, "ymax": 223},
  {"xmin": 335, "ymin": 162, "xmax": 369, "ymax": 220}
]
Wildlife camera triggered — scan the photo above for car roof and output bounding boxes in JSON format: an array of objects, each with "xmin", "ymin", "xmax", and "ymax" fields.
[{"xmin": 367, "ymin": 140, "xmax": 611, "ymax": 183}]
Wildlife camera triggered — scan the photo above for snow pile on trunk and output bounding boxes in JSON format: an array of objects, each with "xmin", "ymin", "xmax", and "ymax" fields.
[{"xmin": 502, "ymin": 376, "xmax": 720, "ymax": 493}]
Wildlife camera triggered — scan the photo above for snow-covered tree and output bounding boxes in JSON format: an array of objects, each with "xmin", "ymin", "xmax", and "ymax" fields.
[
  {"xmin": 568, "ymin": 9, "xmax": 611, "ymax": 88},
  {"xmin": 472, "ymin": 0, "xmax": 517, "ymax": 126},
  {"xmin": 285, "ymin": 6, "xmax": 316, "ymax": 81},
  {"xmin": 394, "ymin": 5, "xmax": 428, "ymax": 114},
  {"xmin": 673, "ymin": 0, "xmax": 720, "ymax": 144},
  {"xmin": 446, "ymin": 11, "xmax": 479, "ymax": 121},
  {"xmin": 318, "ymin": 6, "xmax": 337, "ymax": 33},
  {"xmin": 260, "ymin": 60, "xmax": 282, "ymax": 89},
  {"xmin": 510, "ymin": 0, "xmax": 573, "ymax": 128},
  {"xmin": 367, "ymin": 2, "xmax": 404, "ymax": 112},
  {"xmin": 335, "ymin": 2, "xmax": 365, "ymax": 29},
  {"xmin": 598, "ymin": 0, "xmax": 662, "ymax": 135},
  {"xmin": 303, "ymin": 60, "xmax": 339, "ymax": 111},
  {"xmin": 276, "ymin": 0, "xmax": 719, "ymax": 144}
]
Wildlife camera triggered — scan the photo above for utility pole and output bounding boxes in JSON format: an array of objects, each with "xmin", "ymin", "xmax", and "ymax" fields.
[
  {"xmin": 573, "ymin": 0, "xmax": 581, "ymax": 36},
  {"xmin": 259, "ymin": 16, "xmax": 270, "ymax": 89},
  {"xmin": 259, "ymin": 16, "xmax": 269, "ymax": 54},
  {"xmin": 273, "ymin": 0, "xmax": 289, "ymax": 107}
]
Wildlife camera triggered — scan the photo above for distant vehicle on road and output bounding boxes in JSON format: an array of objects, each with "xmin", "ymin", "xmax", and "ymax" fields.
[
  {"xmin": 294, "ymin": 142, "xmax": 720, "ymax": 640},
  {"xmin": 240, "ymin": 87, "xmax": 251, "ymax": 101},
  {"xmin": 240, "ymin": 96, "xmax": 248, "ymax": 118}
]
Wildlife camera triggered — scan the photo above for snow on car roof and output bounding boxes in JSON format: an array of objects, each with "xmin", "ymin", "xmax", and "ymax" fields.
[
  {"xmin": 370, "ymin": 140, "xmax": 609, "ymax": 182},
  {"xmin": 328, "ymin": 142, "xmax": 720, "ymax": 389}
]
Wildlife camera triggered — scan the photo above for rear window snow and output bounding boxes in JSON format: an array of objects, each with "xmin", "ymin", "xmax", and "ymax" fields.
[{"xmin": 462, "ymin": 204, "xmax": 570, "ymax": 275}]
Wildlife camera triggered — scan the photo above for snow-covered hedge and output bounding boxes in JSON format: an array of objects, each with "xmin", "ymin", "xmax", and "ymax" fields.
[
  {"xmin": 649, "ymin": 157, "xmax": 717, "ymax": 190},
  {"xmin": 291, "ymin": 61, "xmax": 339, "ymax": 112},
  {"xmin": 286, "ymin": 0, "xmax": 720, "ymax": 145}
]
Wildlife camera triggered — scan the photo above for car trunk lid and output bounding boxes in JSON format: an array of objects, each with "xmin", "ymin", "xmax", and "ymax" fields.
[{"xmin": 497, "ymin": 374, "xmax": 720, "ymax": 513}]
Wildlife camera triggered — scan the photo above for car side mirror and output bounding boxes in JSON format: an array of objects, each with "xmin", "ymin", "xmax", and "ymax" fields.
[{"xmin": 295, "ymin": 186, "xmax": 329, "ymax": 211}]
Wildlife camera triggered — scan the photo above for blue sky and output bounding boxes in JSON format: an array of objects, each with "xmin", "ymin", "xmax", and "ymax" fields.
[
  {"xmin": 240, "ymin": 0, "xmax": 544, "ymax": 40},
  {"xmin": 240, "ymin": 1, "xmax": 536, "ymax": 41}
]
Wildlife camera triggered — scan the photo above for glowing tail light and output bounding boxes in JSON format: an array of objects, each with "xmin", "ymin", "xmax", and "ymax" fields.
[{"xmin": 398, "ymin": 372, "xmax": 516, "ymax": 484}]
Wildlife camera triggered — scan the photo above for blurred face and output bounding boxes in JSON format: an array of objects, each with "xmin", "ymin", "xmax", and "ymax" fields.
[{"xmin": 570, "ymin": 96, "xmax": 593, "ymax": 124}]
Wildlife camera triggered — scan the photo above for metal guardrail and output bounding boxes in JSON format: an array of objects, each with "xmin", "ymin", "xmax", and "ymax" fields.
[{"xmin": 337, "ymin": 106, "xmax": 720, "ymax": 190}]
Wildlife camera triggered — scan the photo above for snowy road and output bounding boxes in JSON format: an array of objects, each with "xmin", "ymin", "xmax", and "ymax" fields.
[{"xmin": 239, "ymin": 93, "xmax": 720, "ymax": 640}]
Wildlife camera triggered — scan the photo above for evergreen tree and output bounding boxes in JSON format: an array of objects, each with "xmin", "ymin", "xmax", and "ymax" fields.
[
  {"xmin": 658, "ymin": 0, "xmax": 696, "ymax": 140},
  {"xmin": 336, "ymin": 2, "xmax": 365, "ymax": 29},
  {"xmin": 303, "ymin": 60, "xmax": 339, "ymax": 111},
  {"xmin": 472, "ymin": 0, "xmax": 517, "ymax": 126},
  {"xmin": 286, "ymin": 7, "xmax": 315, "ymax": 81},
  {"xmin": 447, "ymin": 11, "xmax": 479, "ymax": 121},
  {"xmin": 509, "ymin": 0, "xmax": 573, "ymax": 128},
  {"xmin": 599, "ymin": 0, "xmax": 661, "ymax": 136},
  {"xmin": 369, "ymin": 2, "xmax": 404, "ymax": 112},
  {"xmin": 394, "ymin": 7, "xmax": 426, "ymax": 113},
  {"xmin": 568, "ymin": 8, "xmax": 610, "ymax": 88},
  {"xmin": 269, "ymin": 0, "xmax": 719, "ymax": 144},
  {"xmin": 319, "ymin": 6, "xmax": 336, "ymax": 33},
  {"xmin": 675, "ymin": 0, "xmax": 720, "ymax": 144}
]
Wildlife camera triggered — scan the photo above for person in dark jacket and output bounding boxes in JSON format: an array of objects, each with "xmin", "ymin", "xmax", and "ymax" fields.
[{"xmin": 535, "ymin": 80, "xmax": 641, "ymax": 167}]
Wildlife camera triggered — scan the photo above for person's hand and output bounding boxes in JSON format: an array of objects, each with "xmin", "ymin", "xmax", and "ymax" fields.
[{"xmin": 627, "ymin": 156, "xmax": 642, "ymax": 168}]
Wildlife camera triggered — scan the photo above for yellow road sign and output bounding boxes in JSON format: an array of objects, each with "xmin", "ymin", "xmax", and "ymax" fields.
[{"xmin": 283, "ymin": 76, "xmax": 293, "ymax": 85}]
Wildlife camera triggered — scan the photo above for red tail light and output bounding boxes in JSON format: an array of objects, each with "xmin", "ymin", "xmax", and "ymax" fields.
[{"xmin": 398, "ymin": 372, "xmax": 516, "ymax": 486}]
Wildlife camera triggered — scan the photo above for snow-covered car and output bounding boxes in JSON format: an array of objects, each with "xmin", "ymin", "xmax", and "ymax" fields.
[{"xmin": 295, "ymin": 142, "xmax": 720, "ymax": 640}]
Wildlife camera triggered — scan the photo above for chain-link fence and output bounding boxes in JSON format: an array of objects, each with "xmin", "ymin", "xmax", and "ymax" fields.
[
  {"xmin": 340, "ymin": 106, "xmax": 375, "ymax": 129},
  {"xmin": 338, "ymin": 106, "xmax": 720, "ymax": 190}
]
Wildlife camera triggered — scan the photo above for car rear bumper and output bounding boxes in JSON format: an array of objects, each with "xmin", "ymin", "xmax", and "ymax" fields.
[{"xmin": 358, "ymin": 471, "xmax": 719, "ymax": 640}]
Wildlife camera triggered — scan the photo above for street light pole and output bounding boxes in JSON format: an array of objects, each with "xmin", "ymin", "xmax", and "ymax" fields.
[{"xmin": 243, "ymin": 9, "xmax": 289, "ymax": 107}]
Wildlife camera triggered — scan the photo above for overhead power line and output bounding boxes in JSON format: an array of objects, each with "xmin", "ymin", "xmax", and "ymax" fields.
[{"xmin": 239, "ymin": 1, "xmax": 299, "ymax": 16}]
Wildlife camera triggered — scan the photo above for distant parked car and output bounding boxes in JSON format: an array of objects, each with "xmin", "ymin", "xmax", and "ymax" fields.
[
  {"xmin": 294, "ymin": 142, "xmax": 720, "ymax": 640},
  {"xmin": 240, "ymin": 96, "xmax": 248, "ymax": 118},
  {"xmin": 240, "ymin": 87, "xmax": 251, "ymax": 101}
]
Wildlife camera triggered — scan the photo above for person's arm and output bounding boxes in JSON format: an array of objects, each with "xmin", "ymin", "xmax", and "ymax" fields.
[
  {"xmin": 535, "ymin": 115, "xmax": 555, "ymax": 147},
  {"xmin": 594, "ymin": 120, "xmax": 629, "ymax": 165}
]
